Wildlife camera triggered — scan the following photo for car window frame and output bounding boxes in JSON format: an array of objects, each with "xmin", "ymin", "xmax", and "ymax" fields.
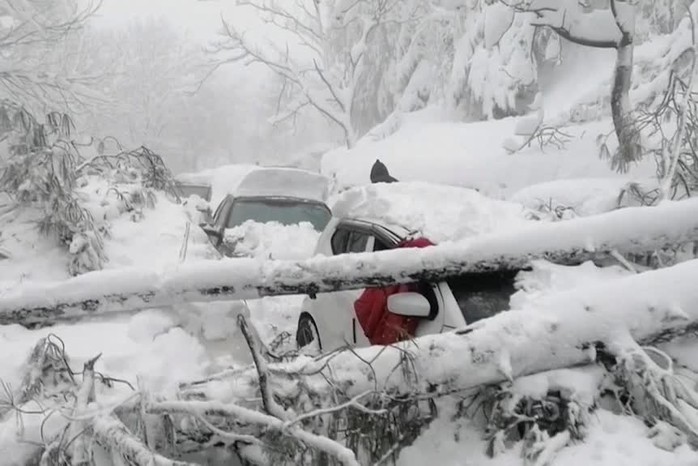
[
  {"xmin": 221, "ymin": 196, "xmax": 332, "ymax": 231},
  {"xmin": 213, "ymin": 195, "xmax": 234, "ymax": 229}
]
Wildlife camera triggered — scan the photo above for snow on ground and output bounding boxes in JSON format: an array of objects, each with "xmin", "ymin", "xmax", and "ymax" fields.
[
  {"xmin": 0, "ymin": 179, "xmax": 311, "ymax": 415},
  {"xmin": 508, "ymin": 178, "xmax": 642, "ymax": 218},
  {"xmin": 0, "ymin": 207, "xmax": 71, "ymax": 285},
  {"xmin": 322, "ymin": 115, "xmax": 655, "ymax": 199},
  {"xmin": 398, "ymin": 400, "xmax": 698, "ymax": 466},
  {"xmin": 0, "ymin": 313, "xmax": 208, "ymax": 397},
  {"xmin": 103, "ymin": 194, "xmax": 219, "ymax": 269},
  {"xmin": 223, "ymin": 220, "xmax": 321, "ymax": 260},
  {"xmin": 331, "ymin": 182, "xmax": 535, "ymax": 243}
]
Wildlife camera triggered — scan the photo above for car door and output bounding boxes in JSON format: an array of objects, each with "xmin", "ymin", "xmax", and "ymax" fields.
[
  {"xmin": 310, "ymin": 223, "xmax": 373, "ymax": 349},
  {"xmin": 365, "ymin": 230, "xmax": 446, "ymax": 341}
]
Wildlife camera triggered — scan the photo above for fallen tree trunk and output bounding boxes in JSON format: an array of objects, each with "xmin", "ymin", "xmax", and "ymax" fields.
[
  {"xmin": 3, "ymin": 198, "xmax": 698, "ymax": 327},
  {"xmin": 184, "ymin": 257, "xmax": 698, "ymax": 411}
]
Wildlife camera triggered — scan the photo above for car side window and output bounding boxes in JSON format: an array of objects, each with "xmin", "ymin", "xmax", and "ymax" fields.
[
  {"xmin": 373, "ymin": 237, "xmax": 392, "ymax": 251},
  {"xmin": 346, "ymin": 231, "xmax": 369, "ymax": 253},
  {"xmin": 331, "ymin": 227, "xmax": 371, "ymax": 255},
  {"xmin": 446, "ymin": 271, "xmax": 517, "ymax": 324}
]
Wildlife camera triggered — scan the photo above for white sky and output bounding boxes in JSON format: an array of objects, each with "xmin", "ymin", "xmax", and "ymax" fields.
[{"xmin": 92, "ymin": 0, "xmax": 237, "ymax": 42}]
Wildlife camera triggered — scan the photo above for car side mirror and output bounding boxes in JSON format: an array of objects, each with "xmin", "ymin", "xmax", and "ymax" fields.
[{"xmin": 386, "ymin": 292, "xmax": 431, "ymax": 318}]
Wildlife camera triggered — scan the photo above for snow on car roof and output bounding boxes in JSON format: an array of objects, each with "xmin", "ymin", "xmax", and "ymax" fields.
[
  {"xmin": 175, "ymin": 171, "xmax": 213, "ymax": 185},
  {"xmin": 330, "ymin": 182, "xmax": 534, "ymax": 243},
  {"xmin": 233, "ymin": 167, "xmax": 330, "ymax": 203}
]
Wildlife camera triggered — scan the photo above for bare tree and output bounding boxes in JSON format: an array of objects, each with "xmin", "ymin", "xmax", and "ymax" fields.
[
  {"xmin": 506, "ymin": 0, "xmax": 642, "ymax": 170},
  {"xmin": 0, "ymin": 0, "xmax": 101, "ymax": 113},
  {"xmin": 212, "ymin": 0, "xmax": 404, "ymax": 148}
]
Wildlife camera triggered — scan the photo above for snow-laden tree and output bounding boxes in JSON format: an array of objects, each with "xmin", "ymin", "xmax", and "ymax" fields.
[
  {"xmin": 213, "ymin": 0, "xmax": 410, "ymax": 148},
  {"xmin": 0, "ymin": 0, "xmax": 100, "ymax": 113},
  {"xmin": 503, "ymin": 0, "xmax": 642, "ymax": 170},
  {"xmin": 369, "ymin": 0, "xmax": 550, "ymax": 124}
]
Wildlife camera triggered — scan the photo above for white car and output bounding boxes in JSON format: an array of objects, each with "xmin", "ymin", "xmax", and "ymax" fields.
[{"xmin": 295, "ymin": 215, "xmax": 519, "ymax": 352}]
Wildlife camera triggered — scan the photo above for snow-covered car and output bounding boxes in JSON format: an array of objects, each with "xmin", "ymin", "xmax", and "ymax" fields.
[
  {"xmin": 175, "ymin": 173, "xmax": 214, "ymax": 225},
  {"xmin": 202, "ymin": 167, "xmax": 332, "ymax": 257},
  {"xmin": 295, "ymin": 182, "xmax": 533, "ymax": 352},
  {"xmin": 295, "ymin": 217, "xmax": 519, "ymax": 352}
]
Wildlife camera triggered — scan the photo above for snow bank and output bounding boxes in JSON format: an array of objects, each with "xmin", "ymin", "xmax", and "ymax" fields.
[
  {"xmin": 0, "ymin": 208, "xmax": 72, "ymax": 284},
  {"xmin": 104, "ymin": 193, "xmax": 218, "ymax": 269},
  {"xmin": 398, "ymin": 402, "xmax": 697, "ymax": 466},
  {"xmin": 331, "ymin": 182, "xmax": 534, "ymax": 243},
  {"xmin": 511, "ymin": 260, "xmax": 632, "ymax": 309},
  {"xmin": 223, "ymin": 220, "xmax": 321, "ymax": 260},
  {"xmin": 322, "ymin": 116, "xmax": 655, "ymax": 198},
  {"xmin": 509, "ymin": 178, "xmax": 640, "ymax": 217},
  {"xmin": 0, "ymin": 314, "xmax": 208, "ymax": 396}
]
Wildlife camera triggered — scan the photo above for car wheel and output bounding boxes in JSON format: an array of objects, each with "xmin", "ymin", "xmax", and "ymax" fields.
[{"xmin": 296, "ymin": 313, "xmax": 321, "ymax": 354}]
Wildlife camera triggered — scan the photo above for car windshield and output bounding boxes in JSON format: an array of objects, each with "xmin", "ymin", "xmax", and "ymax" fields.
[
  {"xmin": 176, "ymin": 183, "xmax": 211, "ymax": 201},
  {"xmin": 446, "ymin": 271, "xmax": 518, "ymax": 325},
  {"xmin": 226, "ymin": 198, "xmax": 331, "ymax": 231}
]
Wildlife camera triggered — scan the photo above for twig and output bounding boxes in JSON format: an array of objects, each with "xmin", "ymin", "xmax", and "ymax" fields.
[
  {"xmin": 238, "ymin": 314, "xmax": 287, "ymax": 419},
  {"xmin": 91, "ymin": 414, "xmax": 196, "ymax": 466},
  {"xmin": 282, "ymin": 390, "xmax": 385, "ymax": 429},
  {"xmin": 67, "ymin": 353, "xmax": 101, "ymax": 464},
  {"xmin": 148, "ymin": 400, "xmax": 360, "ymax": 466}
]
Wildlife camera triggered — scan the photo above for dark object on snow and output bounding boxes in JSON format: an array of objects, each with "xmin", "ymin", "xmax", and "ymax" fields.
[{"xmin": 370, "ymin": 159, "xmax": 398, "ymax": 183}]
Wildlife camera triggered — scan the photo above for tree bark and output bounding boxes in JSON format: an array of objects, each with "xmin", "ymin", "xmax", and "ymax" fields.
[
  {"xmin": 3, "ymin": 198, "xmax": 698, "ymax": 327},
  {"xmin": 610, "ymin": 33, "xmax": 641, "ymax": 171},
  {"xmin": 182, "ymin": 257, "xmax": 698, "ymax": 403}
]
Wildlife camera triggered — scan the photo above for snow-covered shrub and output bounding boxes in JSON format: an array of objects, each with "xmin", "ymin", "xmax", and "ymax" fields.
[
  {"xmin": 0, "ymin": 103, "xmax": 177, "ymax": 275},
  {"xmin": 0, "ymin": 104, "xmax": 107, "ymax": 275}
]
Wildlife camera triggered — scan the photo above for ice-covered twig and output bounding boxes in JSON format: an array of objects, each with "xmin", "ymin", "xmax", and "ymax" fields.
[
  {"xmin": 91, "ymin": 415, "xmax": 195, "ymax": 466},
  {"xmin": 148, "ymin": 400, "xmax": 360, "ymax": 466},
  {"xmin": 282, "ymin": 390, "xmax": 385, "ymax": 429},
  {"xmin": 612, "ymin": 339, "xmax": 698, "ymax": 444}
]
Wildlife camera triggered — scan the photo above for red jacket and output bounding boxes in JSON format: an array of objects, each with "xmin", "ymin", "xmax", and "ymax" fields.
[{"xmin": 354, "ymin": 237, "xmax": 434, "ymax": 345}]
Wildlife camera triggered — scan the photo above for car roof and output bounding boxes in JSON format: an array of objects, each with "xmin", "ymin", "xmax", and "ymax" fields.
[
  {"xmin": 337, "ymin": 217, "xmax": 412, "ymax": 241},
  {"xmin": 232, "ymin": 167, "xmax": 330, "ymax": 203}
]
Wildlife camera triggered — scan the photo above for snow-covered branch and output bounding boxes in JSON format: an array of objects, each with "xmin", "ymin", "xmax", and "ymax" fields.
[
  {"xmin": 505, "ymin": 0, "xmax": 642, "ymax": 169},
  {"xmin": 147, "ymin": 400, "xmax": 360, "ymax": 466},
  {"xmin": 181, "ymin": 257, "xmax": 698, "ymax": 445}
]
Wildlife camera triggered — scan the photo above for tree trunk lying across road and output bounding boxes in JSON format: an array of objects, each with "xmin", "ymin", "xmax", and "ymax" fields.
[
  {"xmin": 3, "ymin": 198, "xmax": 698, "ymax": 327},
  {"xmin": 184, "ymin": 256, "xmax": 698, "ymax": 409}
]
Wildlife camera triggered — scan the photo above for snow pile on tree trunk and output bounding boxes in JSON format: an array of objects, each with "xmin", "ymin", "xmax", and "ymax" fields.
[{"xmin": 331, "ymin": 182, "xmax": 535, "ymax": 242}]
